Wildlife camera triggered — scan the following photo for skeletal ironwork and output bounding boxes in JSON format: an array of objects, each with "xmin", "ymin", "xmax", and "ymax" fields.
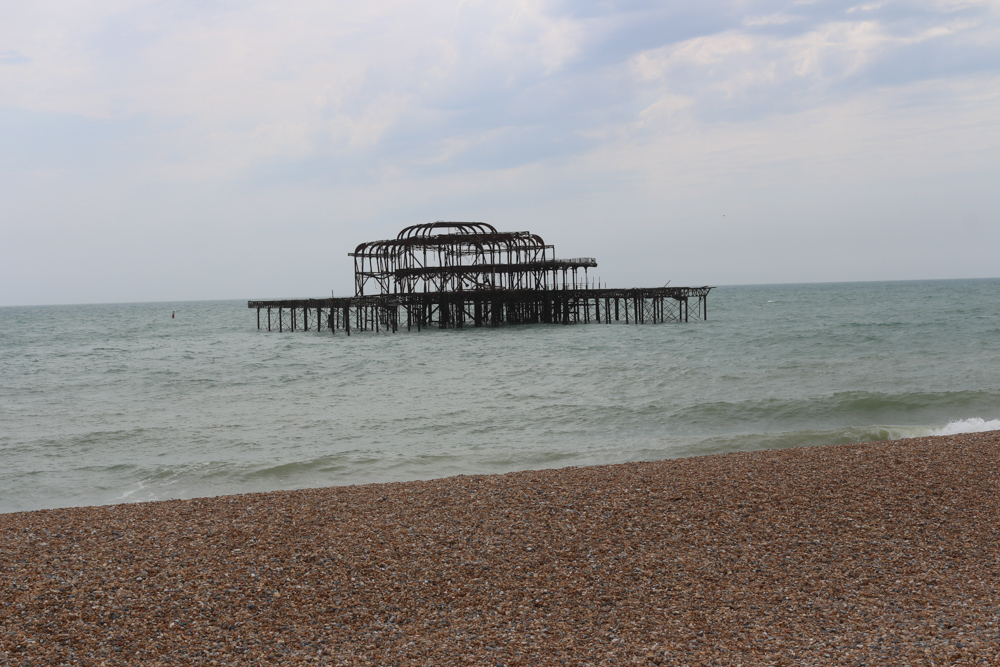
[
  {"xmin": 351, "ymin": 222, "xmax": 596, "ymax": 295},
  {"xmin": 250, "ymin": 221, "xmax": 712, "ymax": 334}
]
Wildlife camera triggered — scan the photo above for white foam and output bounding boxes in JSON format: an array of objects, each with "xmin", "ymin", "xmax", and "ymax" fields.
[{"xmin": 932, "ymin": 418, "xmax": 1000, "ymax": 436}]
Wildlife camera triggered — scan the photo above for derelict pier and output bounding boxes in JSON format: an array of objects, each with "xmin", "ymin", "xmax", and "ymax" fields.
[{"xmin": 249, "ymin": 222, "xmax": 713, "ymax": 334}]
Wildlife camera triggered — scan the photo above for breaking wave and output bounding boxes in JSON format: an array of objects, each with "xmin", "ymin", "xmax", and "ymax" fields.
[{"xmin": 932, "ymin": 418, "xmax": 1000, "ymax": 435}]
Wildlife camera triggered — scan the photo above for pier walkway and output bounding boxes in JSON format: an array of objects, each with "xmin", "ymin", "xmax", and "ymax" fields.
[{"xmin": 248, "ymin": 286, "xmax": 713, "ymax": 335}]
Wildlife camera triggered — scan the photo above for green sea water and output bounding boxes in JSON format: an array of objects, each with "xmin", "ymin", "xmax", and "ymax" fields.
[{"xmin": 1, "ymin": 278, "xmax": 998, "ymax": 513}]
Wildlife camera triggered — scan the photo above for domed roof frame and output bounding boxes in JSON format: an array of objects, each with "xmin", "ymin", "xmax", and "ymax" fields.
[{"xmin": 350, "ymin": 222, "xmax": 595, "ymax": 296}]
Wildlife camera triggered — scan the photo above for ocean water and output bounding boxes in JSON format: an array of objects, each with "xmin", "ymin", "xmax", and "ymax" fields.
[{"xmin": 2, "ymin": 278, "xmax": 999, "ymax": 514}]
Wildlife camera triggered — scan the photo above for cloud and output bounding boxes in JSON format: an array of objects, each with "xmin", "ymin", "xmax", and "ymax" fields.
[
  {"xmin": 744, "ymin": 12, "xmax": 803, "ymax": 26},
  {"xmin": 1, "ymin": 50, "xmax": 32, "ymax": 65},
  {"xmin": 3, "ymin": 0, "xmax": 995, "ymax": 177},
  {"xmin": 629, "ymin": 8, "xmax": 998, "ymax": 121},
  {"xmin": 1, "ymin": 0, "xmax": 998, "ymax": 303}
]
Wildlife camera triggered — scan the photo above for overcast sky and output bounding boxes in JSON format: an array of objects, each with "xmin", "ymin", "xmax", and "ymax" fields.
[{"xmin": 1, "ymin": 0, "xmax": 998, "ymax": 306}]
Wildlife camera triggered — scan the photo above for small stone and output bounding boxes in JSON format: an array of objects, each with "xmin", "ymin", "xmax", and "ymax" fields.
[{"xmin": 2, "ymin": 432, "xmax": 999, "ymax": 664}]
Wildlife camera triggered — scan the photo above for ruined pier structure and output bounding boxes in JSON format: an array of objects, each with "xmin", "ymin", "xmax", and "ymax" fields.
[{"xmin": 249, "ymin": 222, "xmax": 713, "ymax": 334}]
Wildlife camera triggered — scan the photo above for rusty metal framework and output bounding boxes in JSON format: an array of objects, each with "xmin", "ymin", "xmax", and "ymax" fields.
[
  {"xmin": 249, "ymin": 221, "xmax": 713, "ymax": 334},
  {"xmin": 350, "ymin": 222, "xmax": 596, "ymax": 296}
]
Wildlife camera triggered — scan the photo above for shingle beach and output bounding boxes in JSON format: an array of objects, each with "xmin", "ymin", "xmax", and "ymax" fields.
[{"xmin": 3, "ymin": 433, "xmax": 999, "ymax": 666}]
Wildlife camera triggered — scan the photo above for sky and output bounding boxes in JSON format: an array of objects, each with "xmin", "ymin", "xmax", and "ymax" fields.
[{"xmin": 1, "ymin": 0, "xmax": 998, "ymax": 306}]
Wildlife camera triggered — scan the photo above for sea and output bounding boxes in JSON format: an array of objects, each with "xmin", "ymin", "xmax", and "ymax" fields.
[{"xmin": 2, "ymin": 278, "xmax": 999, "ymax": 514}]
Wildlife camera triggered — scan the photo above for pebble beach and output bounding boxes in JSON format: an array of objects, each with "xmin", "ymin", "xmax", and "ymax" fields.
[{"xmin": 3, "ymin": 433, "xmax": 999, "ymax": 666}]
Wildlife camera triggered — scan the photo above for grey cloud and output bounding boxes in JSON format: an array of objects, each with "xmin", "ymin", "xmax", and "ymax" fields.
[
  {"xmin": 10, "ymin": 0, "xmax": 994, "ymax": 186},
  {"xmin": 0, "ymin": 107, "xmax": 146, "ymax": 172},
  {"xmin": 859, "ymin": 34, "xmax": 1000, "ymax": 86},
  {"xmin": 305, "ymin": 0, "xmax": 1000, "ymax": 174},
  {"xmin": 1, "ymin": 50, "xmax": 31, "ymax": 65}
]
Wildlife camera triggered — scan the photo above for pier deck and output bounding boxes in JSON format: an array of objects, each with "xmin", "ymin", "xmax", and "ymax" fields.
[{"xmin": 248, "ymin": 287, "xmax": 713, "ymax": 335}]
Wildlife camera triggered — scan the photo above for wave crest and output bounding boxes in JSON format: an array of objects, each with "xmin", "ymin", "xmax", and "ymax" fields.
[{"xmin": 933, "ymin": 418, "xmax": 1000, "ymax": 435}]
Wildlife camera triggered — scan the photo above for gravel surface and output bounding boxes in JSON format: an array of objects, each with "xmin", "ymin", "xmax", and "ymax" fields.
[{"xmin": 3, "ymin": 433, "xmax": 1000, "ymax": 666}]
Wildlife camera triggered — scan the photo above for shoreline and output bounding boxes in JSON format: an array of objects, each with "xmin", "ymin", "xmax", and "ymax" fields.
[{"xmin": 3, "ymin": 433, "xmax": 999, "ymax": 664}]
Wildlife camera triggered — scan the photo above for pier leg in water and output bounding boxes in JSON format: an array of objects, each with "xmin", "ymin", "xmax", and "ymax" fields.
[{"xmin": 249, "ymin": 286, "xmax": 713, "ymax": 334}]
